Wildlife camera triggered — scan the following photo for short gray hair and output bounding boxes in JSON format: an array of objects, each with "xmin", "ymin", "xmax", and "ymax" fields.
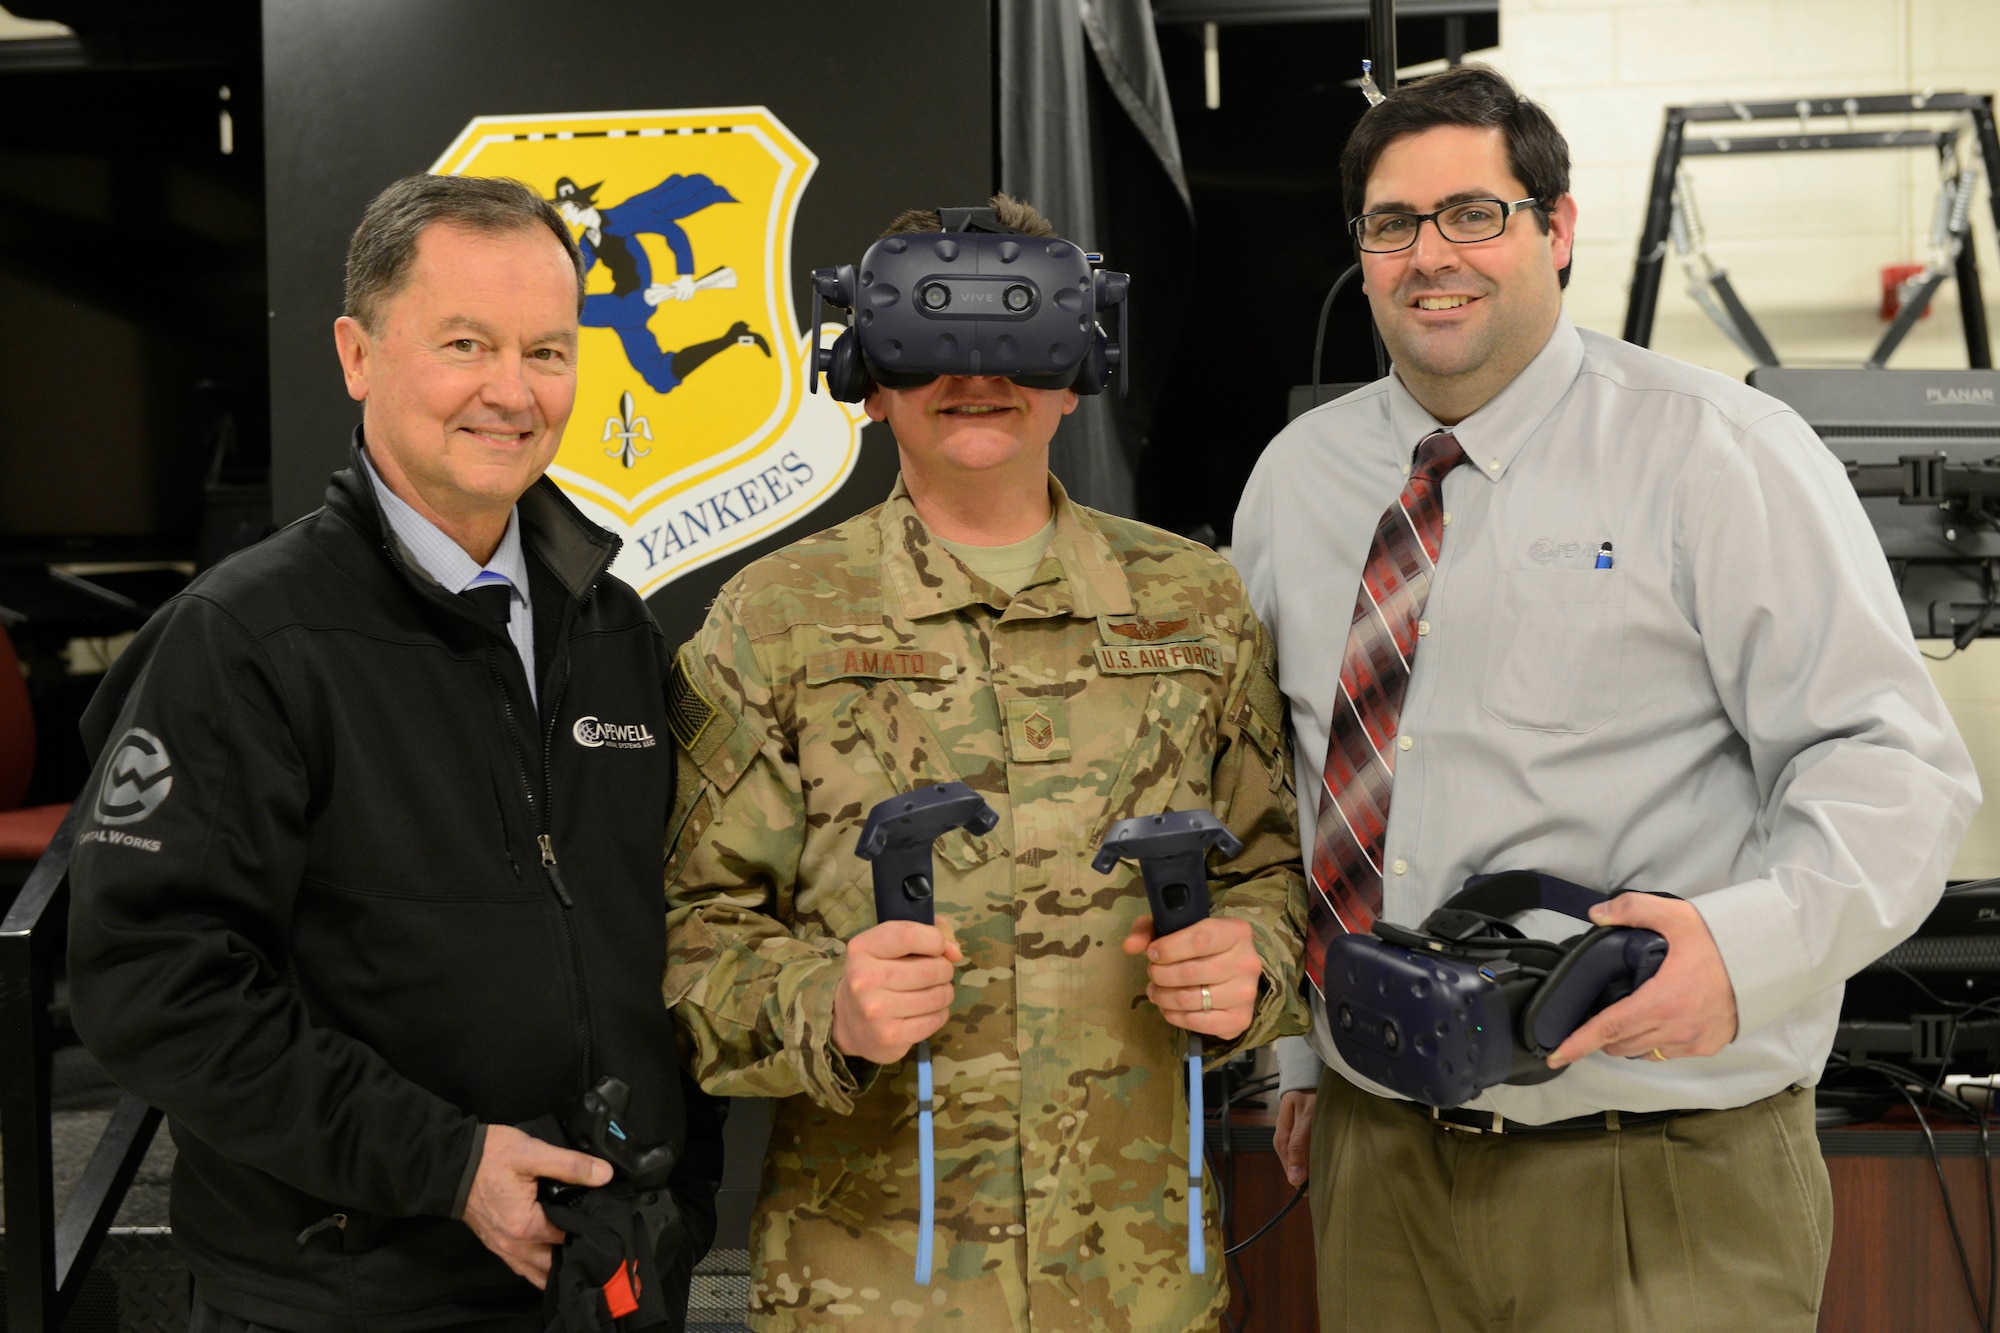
[{"xmin": 343, "ymin": 174, "xmax": 586, "ymax": 332}]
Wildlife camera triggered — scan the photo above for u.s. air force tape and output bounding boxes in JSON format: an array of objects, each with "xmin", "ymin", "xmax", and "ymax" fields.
[{"xmin": 1092, "ymin": 640, "xmax": 1225, "ymax": 677}]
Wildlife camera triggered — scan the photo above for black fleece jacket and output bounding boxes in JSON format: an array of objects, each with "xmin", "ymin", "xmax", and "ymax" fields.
[{"xmin": 68, "ymin": 441, "xmax": 720, "ymax": 1331}]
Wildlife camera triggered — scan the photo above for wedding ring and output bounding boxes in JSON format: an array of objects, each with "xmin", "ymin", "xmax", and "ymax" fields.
[
  {"xmin": 1201, "ymin": 986, "xmax": 1213, "ymax": 1012},
  {"xmin": 1648, "ymin": 1047, "xmax": 1667, "ymax": 1062}
]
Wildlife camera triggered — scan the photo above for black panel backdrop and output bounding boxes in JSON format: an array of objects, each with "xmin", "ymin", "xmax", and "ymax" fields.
[{"xmin": 262, "ymin": 0, "xmax": 992, "ymax": 645}]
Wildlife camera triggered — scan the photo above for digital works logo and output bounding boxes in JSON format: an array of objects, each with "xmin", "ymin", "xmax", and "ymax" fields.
[
  {"xmin": 572, "ymin": 716, "xmax": 658, "ymax": 750},
  {"xmin": 94, "ymin": 727, "xmax": 173, "ymax": 828}
]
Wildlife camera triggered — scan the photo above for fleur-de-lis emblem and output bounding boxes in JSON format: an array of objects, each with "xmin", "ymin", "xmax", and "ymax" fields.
[{"xmin": 602, "ymin": 390, "xmax": 654, "ymax": 468}]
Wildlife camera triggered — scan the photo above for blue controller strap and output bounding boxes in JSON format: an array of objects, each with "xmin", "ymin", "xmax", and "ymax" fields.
[
  {"xmin": 916, "ymin": 1040, "xmax": 936, "ymax": 1284},
  {"xmin": 1187, "ymin": 1034, "xmax": 1205, "ymax": 1274}
]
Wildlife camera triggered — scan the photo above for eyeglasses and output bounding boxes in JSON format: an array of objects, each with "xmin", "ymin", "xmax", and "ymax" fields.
[{"xmin": 1349, "ymin": 198, "xmax": 1544, "ymax": 254}]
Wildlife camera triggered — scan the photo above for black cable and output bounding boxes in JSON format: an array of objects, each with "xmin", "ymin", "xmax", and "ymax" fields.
[
  {"xmin": 1887, "ymin": 963, "xmax": 2000, "ymax": 1013},
  {"xmin": 1854, "ymin": 975, "xmax": 2000, "ymax": 1325},
  {"xmin": 1310, "ymin": 263, "xmax": 1363, "ymax": 411},
  {"xmin": 1926, "ymin": 1023, "xmax": 2000, "ymax": 1333},
  {"xmin": 1224, "ymin": 1180, "xmax": 1309, "ymax": 1257},
  {"xmin": 1224, "ymin": 1200, "xmax": 1252, "ymax": 1333},
  {"xmin": 1835, "ymin": 1056, "xmax": 1990, "ymax": 1328},
  {"xmin": 1924, "ymin": 562, "xmax": 2000, "ymax": 660},
  {"xmin": 1226, "ymin": 1075, "xmax": 1281, "ymax": 1104},
  {"xmin": 1200, "ymin": 1062, "xmax": 1313, "ymax": 1288},
  {"xmin": 1217, "ymin": 1067, "xmax": 1244, "ymax": 1333},
  {"xmin": 1202, "ymin": 1148, "xmax": 1245, "ymax": 1333},
  {"xmin": 1979, "ymin": 1096, "xmax": 1995, "ymax": 1333}
]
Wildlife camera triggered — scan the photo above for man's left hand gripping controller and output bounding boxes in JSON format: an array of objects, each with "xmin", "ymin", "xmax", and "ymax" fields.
[
  {"xmin": 855, "ymin": 782, "xmax": 1000, "ymax": 1285},
  {"xmin": 1092, "ymin": 810, "xmax": 1242, "ymax": 1276}
]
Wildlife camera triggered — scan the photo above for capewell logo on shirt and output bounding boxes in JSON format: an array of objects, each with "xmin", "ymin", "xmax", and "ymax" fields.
[
  {"xmin": 572, "ymin": 716, "xmax": 657, "ymax": 750},
  {"xmin": 430, "ymin": 107, "xmax": 869, "ymax": 597}
]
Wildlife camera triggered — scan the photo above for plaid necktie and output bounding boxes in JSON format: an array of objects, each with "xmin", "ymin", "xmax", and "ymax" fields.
[{"xmin": 1305, "ymin": 429, "xmax": 1467, "ymax": 992}]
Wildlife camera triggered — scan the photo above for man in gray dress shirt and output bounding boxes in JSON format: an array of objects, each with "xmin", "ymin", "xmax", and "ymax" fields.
[{"xmin": 1233, "ymin": 65, "xmax": 1981, "ymax": 1330}]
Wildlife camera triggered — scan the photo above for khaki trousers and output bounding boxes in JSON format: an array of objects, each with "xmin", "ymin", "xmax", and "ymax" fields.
[{"xmin": 1308, "ymin": 1068, "xmax": 1833, "ymax": 1333}]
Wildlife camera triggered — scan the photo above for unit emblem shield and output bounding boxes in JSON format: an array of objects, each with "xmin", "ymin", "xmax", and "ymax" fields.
[{"xmin": 431, "ymin": 107, "xmax": 864, "ymax": 594}]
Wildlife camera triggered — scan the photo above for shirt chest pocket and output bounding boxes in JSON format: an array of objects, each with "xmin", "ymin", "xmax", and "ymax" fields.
[
  {"xmin": 795, "ymin": 636, "xmax": 1004, "ymax": 880},
  {"xmin": 1088, "ymin": 669, "xmax": 1225, "ymax": 835},
  {"xmin": 1481, "ymin": 569, "xmax": 1625, "ymax": 734}
]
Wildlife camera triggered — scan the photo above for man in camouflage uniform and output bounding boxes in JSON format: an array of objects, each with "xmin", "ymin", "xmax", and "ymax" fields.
[{"xmin": 664, "ymin": 197, "xmax": 1308, "ymax": 1332}]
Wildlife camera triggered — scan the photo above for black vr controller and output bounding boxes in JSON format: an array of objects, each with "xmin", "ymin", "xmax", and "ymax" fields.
[
  {"xmin": 525, "ymin": 1078, "xmax": 679, "ymax": 1333},
  {"xmin": 533, "ymin": 1076, "xmax": 677, "ymax": 1208},
  {"xmin": 1091, "ymin": 810, "xmax": 1242, "ymax": 938},
  {"xmin": 855, "ymin": 782, "xmax": 1000, "ymax": 927},
  {"xmin": 855, "ymin": 783, "xmax": 1000, "ymax": 1286},
  {"xmin": 809, "ymin": 206, "xmax": 1131, "ymax": 402},
  {"xmin": 1091, "ymin": 809, "xmax": 1238, "ymax": 1276},
  {"xmin": 1326, "ymin": 871, "xmax": 1669, "ymax": 1109}
]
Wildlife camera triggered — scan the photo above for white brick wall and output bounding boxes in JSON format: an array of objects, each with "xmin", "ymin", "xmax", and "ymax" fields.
[{"xmin": 1485, "ymin": 0, "xmax": 2000, "ymax": 372}]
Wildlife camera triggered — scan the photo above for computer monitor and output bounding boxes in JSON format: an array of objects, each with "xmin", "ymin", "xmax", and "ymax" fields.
[
  {"xmin": 1748, "ymin": 368, "xmax": 2000, "ymax": 641},
  {"xmin": 1836, "ymin": 883, "xmax": 2000, "ymax": 1075}
]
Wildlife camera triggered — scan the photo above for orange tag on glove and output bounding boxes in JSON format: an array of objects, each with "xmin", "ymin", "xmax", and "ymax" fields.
[{"xmin": 602, "ymin": 1260, "xmax": 641, "ymax": 1319}]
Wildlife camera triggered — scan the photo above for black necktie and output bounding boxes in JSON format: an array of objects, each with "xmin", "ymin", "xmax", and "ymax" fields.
[{"xmin": 460, "ymin": 583, "xmax": 513, "ymax": 629}]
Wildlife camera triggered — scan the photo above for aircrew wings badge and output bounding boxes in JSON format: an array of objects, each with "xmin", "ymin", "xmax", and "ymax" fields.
[
  {"xmin": 431, "ymin": 107, "xmax": 866, "ymax": 596},
  {"xmin": 1109, "ymin": 617, "xmax": 1191, "ymax": 642}
]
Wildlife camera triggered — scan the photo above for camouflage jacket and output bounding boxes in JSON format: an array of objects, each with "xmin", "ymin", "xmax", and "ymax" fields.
[{"xmin": 665, "ymin": 476, "xmax": 1308, "ymax": 1332}]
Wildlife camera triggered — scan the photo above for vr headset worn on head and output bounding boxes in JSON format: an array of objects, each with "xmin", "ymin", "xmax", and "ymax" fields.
[
  {"xmin": 808, "ymin": 206, "xmax": 1131, "ymax": 401},
  {"xmin": 1326, "ymin": 871, "xmax": 1670, "ymax": 1109}
]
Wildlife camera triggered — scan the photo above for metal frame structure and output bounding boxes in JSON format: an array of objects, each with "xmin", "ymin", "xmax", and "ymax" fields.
[
  {"xmin": 1, "ymin": 807, "xmax": 164, "ymax": 1332},
  {"xmin": 1623, "ymin": 92, "xmax": 2000, "ymax": 369}
]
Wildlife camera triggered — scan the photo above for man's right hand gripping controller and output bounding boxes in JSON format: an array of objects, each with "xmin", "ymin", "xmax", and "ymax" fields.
[
  {"xmin": 464, "ymin": 1123, "xmax": 610, "ymax": 1289},
  {"xmin": 837, "ymin": 784, "xmax": 998, "ymax": 1064},
  {"xmin": 523, "ymin": 1078, "xmax": 681, "ymax": 1330}
]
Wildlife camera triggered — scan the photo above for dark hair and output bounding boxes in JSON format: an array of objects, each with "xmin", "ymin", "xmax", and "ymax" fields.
[
  {"xmin": 344, "ymin": 174, "xmax": 586, "ymax": 331},
  {"xmin": 880, "ymin": 193, "xmax": 1057, "ymax": 239},
  {"xmin": 1340, "ymin": 64, "xmax": 1572, "ymax": 288}
]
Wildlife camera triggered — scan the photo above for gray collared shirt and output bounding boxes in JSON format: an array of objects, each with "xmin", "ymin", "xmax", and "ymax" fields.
[
  {"xmin": 362, "ymin": 448, "xmax": 537, "ymax": 705},
  {"xmin": 1236, "ymin": 311, "xmax": 1980, "ymax": 1121}
]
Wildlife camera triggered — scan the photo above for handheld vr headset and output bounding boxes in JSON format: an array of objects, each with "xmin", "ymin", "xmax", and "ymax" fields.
[
  {"xmin": 808, "ymin": 206, "xmax": 1131, "ymax": 401},
  {"xmin": 1326, "ymin": 871, "xmax": 1669, "ymax": 1109}
]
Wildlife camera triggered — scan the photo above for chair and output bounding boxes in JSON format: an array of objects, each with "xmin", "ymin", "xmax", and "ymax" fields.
[{"xmin": 0, "ymin": 624, "xmax": 72, "ymax": 891}]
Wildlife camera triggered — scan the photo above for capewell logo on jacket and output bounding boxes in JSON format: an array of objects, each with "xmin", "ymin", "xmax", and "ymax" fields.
[
  {"xmin": 430, "ymin": 107, "xmax": 867, "ymax": 597},
  {"xmin": 572, "ymin": 716, "xmax": 657, "ymax": 750}
]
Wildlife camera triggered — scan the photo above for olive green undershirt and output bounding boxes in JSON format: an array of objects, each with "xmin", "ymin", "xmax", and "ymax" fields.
[{"xmin": 935, "ymin": 516, "xmax": 1058, "ymax": 597}]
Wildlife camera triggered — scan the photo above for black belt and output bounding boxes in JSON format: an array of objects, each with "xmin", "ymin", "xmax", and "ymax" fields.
[{"xmin": 1424, "ymin": 1104, "xmax": 1686, "ymax": 1135}]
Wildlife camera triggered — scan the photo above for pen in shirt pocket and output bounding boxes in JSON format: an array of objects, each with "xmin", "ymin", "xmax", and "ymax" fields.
[{"xmin": 1594, "ymin": 541, "xmax": 1614, "ymax": 570}]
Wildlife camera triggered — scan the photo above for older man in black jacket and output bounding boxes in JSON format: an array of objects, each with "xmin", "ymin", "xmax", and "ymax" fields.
[{"xmin": 68, "ymin": 174, "xmax": 719, "ymax": 1333}]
